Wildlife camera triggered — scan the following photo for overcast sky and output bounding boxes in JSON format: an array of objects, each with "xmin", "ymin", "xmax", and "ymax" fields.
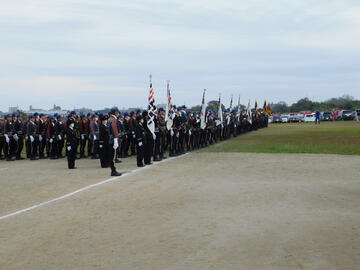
[{"xmin": 1, "ymin": 0, "xmax": 360, "ymax": 111}]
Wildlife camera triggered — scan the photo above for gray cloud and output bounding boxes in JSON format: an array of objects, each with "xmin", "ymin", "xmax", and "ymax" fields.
[{"xmin": 0, "ymin": 0, "xmax": 360, "ymax": 111}]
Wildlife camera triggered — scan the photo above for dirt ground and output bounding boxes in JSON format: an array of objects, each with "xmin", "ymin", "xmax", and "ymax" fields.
[{"xmin": 0, "ymin": 153, "xmax": 360, "ymax": 270}]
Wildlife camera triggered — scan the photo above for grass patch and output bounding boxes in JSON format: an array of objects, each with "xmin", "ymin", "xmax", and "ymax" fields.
[{"xmin": 202, "ymin": 121, "xmax": 360, "ymax": 155}]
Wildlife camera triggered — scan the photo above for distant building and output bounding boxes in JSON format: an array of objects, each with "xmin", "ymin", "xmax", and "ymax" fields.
[
  {"xmin": 24, "ymin": 104, "xmax": 68, "ymax": 116},
  {"xmin": 8, "ymin": 107, "xmax": 19, "ymax": 113}
]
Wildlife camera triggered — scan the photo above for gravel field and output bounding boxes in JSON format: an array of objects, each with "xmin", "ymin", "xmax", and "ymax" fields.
[{"xmin": 0, "ymin": 153, "xmax": 359, "ymax": 270}]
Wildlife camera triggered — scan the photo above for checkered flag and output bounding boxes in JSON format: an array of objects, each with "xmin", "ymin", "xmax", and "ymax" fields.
[{"xmin": 147, "ymin": 75, "xmax": 157, "ymax": 136}]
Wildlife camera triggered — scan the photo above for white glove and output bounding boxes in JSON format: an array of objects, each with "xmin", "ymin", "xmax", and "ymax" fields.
[
  {"xmin": 132, "ymin": 132, "xmax": 136, "ymax": 138},
  {"xmin": 176, "ymin": 132, "xmax": 180, "ymax": 138},
  {"xmin": 14, "ymin": 134, "xmax": 19, "ymax": 141},
  {"xmin": 5, "ymin": 135, "xmax": 10, "ymax": 143},
  {"xmin": 138, "ymin": 141, "xmax": 143, "ymax": 147},
  {"xmin": 67, "ymin": 146, "xmax": 71, "ymax": 151},
  {"xmin": 170, "ymin": 129, "xmax": 174, "ymax": 136},
  {"xmin": 93, "ymin": 135, "xmax": 97, "ymax": 140},
  {"xmin": 57, "ymin": 135, "xmax": 62, "ymax": 140},
  {"xmin": 152, "ymin": 133, "xmax": 156, "ymax": 140},
  {"xmin": 188, "ymin": 130, "xmax": 192, "ymax": 136},
  {"xmin": 133, "ymin": 134, "xmax": 136, "ymax": 138},
  {"xmin": 81, "ymin": 134, "xmax": 85, "ymax": 140},
  {"xmin": 39, "ymin": 135, "xmax": 43, "ymax": 142},
  {"xmin": 30, "ymin": 136, "xmax": 34, "ymax": 143},
  {"xmin": 113, "ymin": 138, "xmax": 119, "ymax": 149},
  {"xmin": 49, "ymin": 138, "xmax": 53, "ymax": 143}
]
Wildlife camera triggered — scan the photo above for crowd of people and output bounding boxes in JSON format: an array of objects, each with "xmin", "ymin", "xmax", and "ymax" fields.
[{"xmin": 0, "ymin": 106, "xmax": 269, "ymax": 176}]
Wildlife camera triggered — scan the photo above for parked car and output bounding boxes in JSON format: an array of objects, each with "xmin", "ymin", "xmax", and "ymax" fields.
[
  {"xmin": 337, "ymin": 110, "xmax": 355, "ymax": 121},
  {"xmin": 322, "ymin": 112, "xmax": 333, "ymax": 121},
  {"xmin": 288, "ymin": 116, "xmax": 302, "ymax": 122},
  {"xmin": 296, "ymin": 114, "xmax": 305, "ymax": 122},
  {"xmin": 272, "ymin": 116, "xmax": 283, "ymax": 123},
  {"xmin": 281, "ymin": 115, "xmax": 289, "ymax": 123},
  {"xmin": 304, "ymin": 113, "xmax": 315, "ymax": 122}
]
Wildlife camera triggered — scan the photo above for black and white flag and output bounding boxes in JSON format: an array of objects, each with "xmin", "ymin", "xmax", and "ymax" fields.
[{"xmin": 147, "ymin": 75, "xmax": 157, "ymax": 137}]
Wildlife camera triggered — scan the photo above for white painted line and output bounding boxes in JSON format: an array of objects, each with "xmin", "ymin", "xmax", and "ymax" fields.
[
  {"xmin": 0, "ymin": 167, "xmax": 9, "ymax": 171},
  {"xmin": 0, "ymin": 154, "xmax": 188, "ymax": 221}
]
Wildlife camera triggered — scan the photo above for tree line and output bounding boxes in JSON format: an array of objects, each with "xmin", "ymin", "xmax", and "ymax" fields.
[{"xmin": 270, "ymin": 95, "xmax": 360, "ymax": 113}]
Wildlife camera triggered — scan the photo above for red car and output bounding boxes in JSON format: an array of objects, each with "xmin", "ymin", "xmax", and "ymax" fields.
[
  {"xmin": 288, "ymin": 116, "xmax": 301, "ymax": 122},
  {"xmin": 272, "ymin": 116, "xmax": 283, "ymax": 123}
]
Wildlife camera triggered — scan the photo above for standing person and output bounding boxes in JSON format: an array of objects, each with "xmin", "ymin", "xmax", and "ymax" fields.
[
  {"xmin": 38, "ymin": 114, "xmax": 47, "ymax": 159},
  {"xmin": 99, "ymin": 114, "xmax": 109, "ymax": 168},
  {"xmin": 78, "ymin": 114, "xmax": 88, "ymax": 158},
  {"xmin": 107, "ymin": 108, "xmax": 122, "ymax": 176},
  {"xmin": 153, "ymin": 109, "xmax": 161, "ymax": 162},
  {"xmin": 54, "ymin": 115, "xmax": 65, "ymax": 158},
  {"xmin": 4, "ymin": 114, "xmax": 15, "ymax": 161},
  {"xmin": 315, "ymin": 110, "xmax": 321, "ymax": 124},
  {"xmin": 142, "ymin": 111, "xmax": 154, "ymax": 165},
  {"xmin": 66, "ymin": 119, "xmax": 77, "ymax": 169},
  {"xmin": 135, "ymin": 115, "xmax": 146, "ymax": 167},
  {"xmin": 14, "ymin": 114, "xmax": 25, "ymax": 160},
  {"xmin": 89, "ymin": 114, "xmax": 100, "ymax": 159},
  {"xmin": 26, "ymin": 115, "xmax": 38, "ymax": 160},
  {"xmin": 47, "ymin": 116, "xmax": 58, "ymax": 159},
  {"xmin": 0, "ymin": 117, "xmax": 4, "ymax": 160},
  {"xmin": 158, "ymin": 108, "xmax": 167, "ymax": 160}
]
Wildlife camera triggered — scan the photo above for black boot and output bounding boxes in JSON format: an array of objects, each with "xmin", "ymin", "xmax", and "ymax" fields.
[{"xmin": 111, "ymin": 170, "xmax": 122, "ymax": 176}]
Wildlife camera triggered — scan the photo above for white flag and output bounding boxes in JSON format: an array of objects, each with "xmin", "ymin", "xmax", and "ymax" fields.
[
  {"xmin": 200, "ymin": 89, "xmax": 207, "ymax": 130},
  {"xmin": 216, "ymin": 95, "xmax": 223, "ymax": 127},
  {"xmin": 247, "ymin": 100, "xmax": 252, "ymax": 124}
]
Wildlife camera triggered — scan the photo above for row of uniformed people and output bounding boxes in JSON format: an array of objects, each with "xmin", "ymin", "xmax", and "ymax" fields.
[{"xmin": 0, "ymin": 108, "xmax": 269, "ymax": 175}]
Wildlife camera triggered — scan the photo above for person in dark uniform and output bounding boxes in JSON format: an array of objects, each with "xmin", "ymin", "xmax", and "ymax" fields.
[
  {"xmin": 78, "ymin": 114, "xmax": 88, "ymax": 158},
  {"xmin": 0, "ymin": 117, "xmax": 4, "ymax": 160},
  {"xmin": 66, "ymin": 119, "xmax": 77, "ymax": 169},
  {"xmin": 47, "ymin": 115, "xmax": 58, "ymax": 159},
  {"xmin": 38, "ymin": 114, "xmax": 47, "ymax": 159},
  {"xmin": 142, "ymin": 110, "xmax": 154, "ymax": 165},
  {"xmin": 86, "ymin": 113, "xmax": 92, "ymax": 157},
  {"xmin": 13, "ymin": 114, "xmax": 25, "ymax": 160},
  {"xmin": 4, "ymin": 114, "xmax": 16, "ymax": 161},
  {"xmin": 89, "ymin": 114, "xmax": 100, "ymax": 159},
  {"xmin": 153, "ymin": 109, "xmax": 161, "ymax": 162},
  {"xmin": 54, "ymin": 115, "xmax": 65, "ymax": 158},
  {"xmin": 107, "ymin": 108, "xmax": 122, "ymax": 176},
  {"xmin": 26, "ymin": 115, "xmax": 38, "ymax": 160},
  {"xmin": 128, "ymin": 111, "xmax": 137, "ymax": 156},
  {"xmin": 135, "ymin": 115, "xmax": 146, "ymax": 167},
  {"xmin": 99, "ymin": 114, "xmax": 110, "ymax": 168},
  {"xmin": 158, "ymin": 108, "xmax": 167, "ymax": 160}
]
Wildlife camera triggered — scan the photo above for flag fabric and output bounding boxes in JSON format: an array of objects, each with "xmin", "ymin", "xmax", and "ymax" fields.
[
  {"xmin": 266, "ymin": 101, "xmax": 272, "ymax": 116},
  {"xmin": 165, "ymin": 81, "xmax": 174, "ymax": 130},
  {"xmin": 227, "ymin": 95, "xmax": 233, "ymax": 125},
  {"xmin": 255, "ymin": 100, "xmax": 259, "ymax": 118},
  {"xmin": 216, "ymin": 95, "xmax": 223, "ymax": 127},
  {"xmin": 200, "ymin": 89, "xmax": 207, "ymax": 130},
  {"xmin": 236, "ymin": 94, "xmax": 241, "ymax": 121},
  {"xmin": 247, "ymin": 100, "xmax": 252, "ymax": 124},
  {"xmin": 147, "ymin": 78, "xmax": 157, "ymax": 136},
  {"xmin": 263, "ymin": 100, "xmax": 267, "ymax": 115}
]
